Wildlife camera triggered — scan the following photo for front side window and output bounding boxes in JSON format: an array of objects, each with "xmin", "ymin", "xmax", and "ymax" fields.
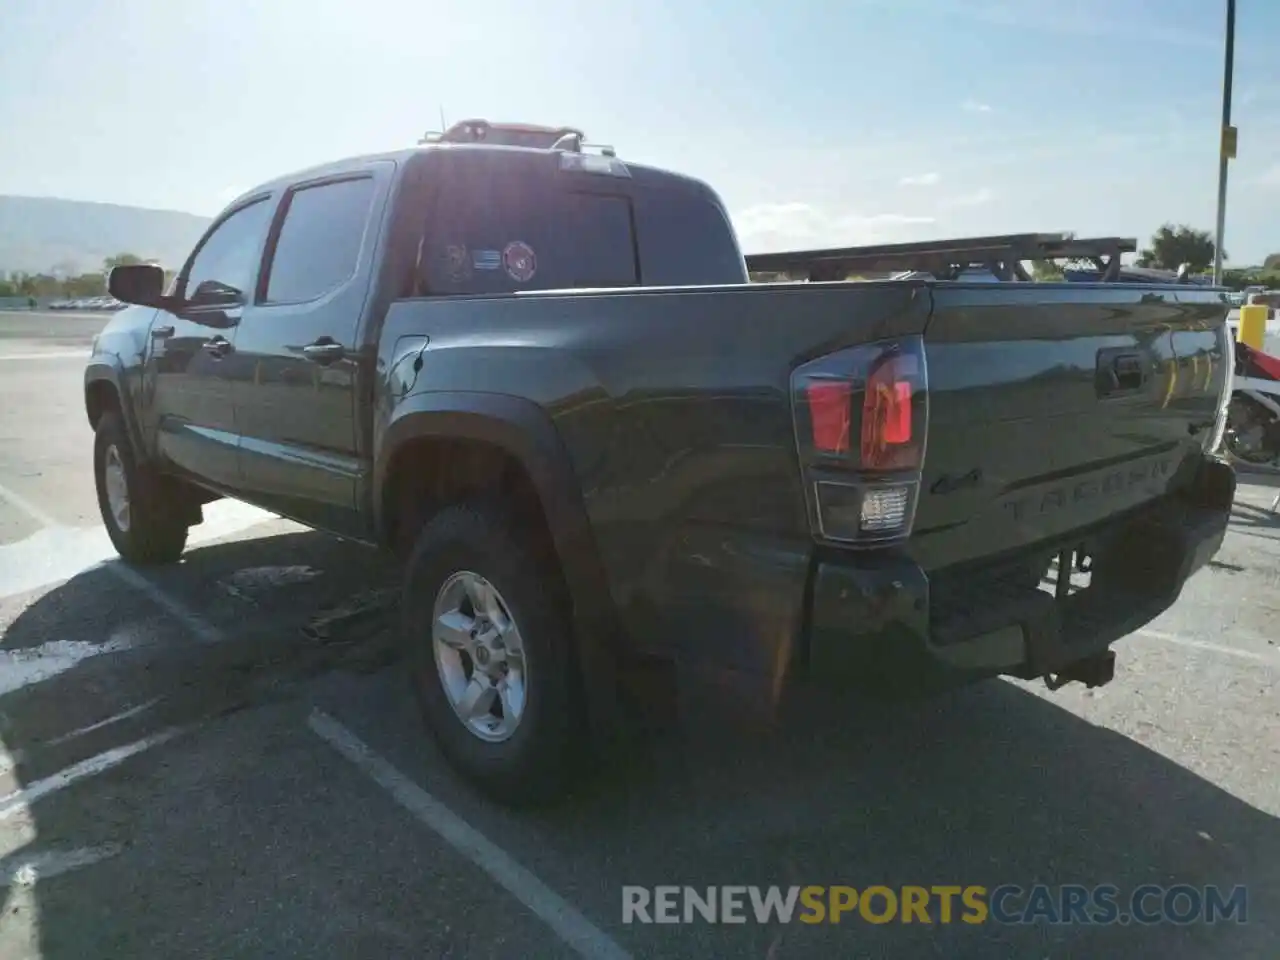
[
  {"xmin": 182, "ymin": 198, "xmax": 273, "ymax": 305},
  {"xmin": 265, "ymin": 177, "xmax": 376, "ymax": 303}
]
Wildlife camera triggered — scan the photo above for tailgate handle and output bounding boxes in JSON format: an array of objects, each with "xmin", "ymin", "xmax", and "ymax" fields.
[{"xmin": 1096, "ymin": 349, "xmax": 1146, "ymax": 396}]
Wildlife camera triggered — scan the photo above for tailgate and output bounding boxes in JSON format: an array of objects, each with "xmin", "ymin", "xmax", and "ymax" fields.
[{"xmin": 911, "ymin": 283, "xmax": 1230, "ymax": 571}]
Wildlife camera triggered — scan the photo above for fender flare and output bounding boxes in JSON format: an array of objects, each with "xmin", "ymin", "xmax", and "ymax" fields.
[
  {"xmin": 376, "ymin": 391, "xmax": 622, "ymax": 741},
  {"xmin": 84, "ymin": 360, "xmax": 146, "ymax": 456}
]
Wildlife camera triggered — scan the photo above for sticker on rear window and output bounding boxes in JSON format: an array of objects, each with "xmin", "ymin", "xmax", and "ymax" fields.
[
  {"xmin": 472, "ymin": 249, "xmax": 501, "ymax": 271},
  {"xmin": 445, "ymin": 245, "xmax": 471, "ymax": 282},
  {"xmin": 502, "ymin": 241, "xmax": 537, "ymax": 283}
]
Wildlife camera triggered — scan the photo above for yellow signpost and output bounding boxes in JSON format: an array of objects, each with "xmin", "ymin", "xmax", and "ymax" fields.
[{"xmin": 1238, "ymin": 303, "xmax": 1267, "ymax": 350}]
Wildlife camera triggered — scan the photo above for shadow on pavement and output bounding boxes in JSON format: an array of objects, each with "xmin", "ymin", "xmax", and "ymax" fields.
[
  {"xmin": 0, "ymin": 523, "xmax": 1276, "ymax": 958},
  {"xmin": 502, "ymin": 669, "xmax": 1280, "ymax": 958},
  {"xmin": 0, "ymin": 529, "xmax": 402, "ymax": 957},
  {"xmin": 1229, "ymin": 500, "xmax": 1280, "ymax": 539}
]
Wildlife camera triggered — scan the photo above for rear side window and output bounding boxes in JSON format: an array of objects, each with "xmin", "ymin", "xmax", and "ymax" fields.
[
  {"xmin": 564, "ymin": 194, "xmax": 637, "ymax": 288},
  {"xmin": 632, "ymin": 186, "xmax": 747, "ymax": 286},
  {"xmin": 264, "ymin": 177, "xmax": 375, "ymax": 303},
  {"xmin": 420, "ymin": 156, "xmax": 638, "ymax": 295}
]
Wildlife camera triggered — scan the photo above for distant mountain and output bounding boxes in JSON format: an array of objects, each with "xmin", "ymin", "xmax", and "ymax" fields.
[{"xmin": 0, "ymin": 195, "xmax": 211, "ymax": 276}]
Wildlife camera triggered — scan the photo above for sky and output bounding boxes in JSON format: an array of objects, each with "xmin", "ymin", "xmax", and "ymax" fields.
[{"xmin": 2, "ymin": 0, "xmax": 1279, "ymax": 264}]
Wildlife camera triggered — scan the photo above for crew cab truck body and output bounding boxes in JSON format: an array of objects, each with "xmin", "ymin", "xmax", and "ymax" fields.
[{"xmin": 89, "ymin": 135, "xmax": 1236, "ymax": 803}]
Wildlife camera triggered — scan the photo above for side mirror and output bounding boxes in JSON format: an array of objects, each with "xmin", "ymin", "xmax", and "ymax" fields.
[
  {"xmin": 107, "ymin": 263, "xmax": 166, "ymax": 307},
  {"xmin": 188, "ymin": 279, "xmax": 243, "ymax": 306}
]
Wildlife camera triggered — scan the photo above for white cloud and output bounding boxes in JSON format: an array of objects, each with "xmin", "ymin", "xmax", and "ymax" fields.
[
  {"xmin": 943, "ymin": 188, "xmax": 995, "ymax": 208},
  {"xmin": 1255, "ymin": 165, "xmax": 1280, "ymax": 187},
  {"xmin": 899, "ymin": 172, "xmax": 940, "ymax": 187},
  {"xmin": 732, "ymin": 202, "xmax": 936, "ymax": 253},
  {"xmin": 962, "ymin": 99, "xmax": 993, "ymax": 113}
]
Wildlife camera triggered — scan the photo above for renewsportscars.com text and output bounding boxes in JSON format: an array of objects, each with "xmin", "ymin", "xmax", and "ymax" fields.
[{"xmin": 621, "ymin": 884, "xmax": 1248, "ymax": 926}]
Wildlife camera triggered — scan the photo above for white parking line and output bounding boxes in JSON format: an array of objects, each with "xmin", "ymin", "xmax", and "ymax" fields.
[
  {"xmin": 1136, "ymin": 628, "xmax": 1278, "ymax": 666},
  {"xmin": 0, "ymin": 843, "xmax": 124, "ymax": 885},
  {"xmin": 0, "ymin": 728, "xmax": 181, "ymax": 821},
  {"xmin": 0, "ymin": 480, "xmax": 58, "ymax": 528},
  {"xmin": 0, "ymin": 479, "xmax": 270, "ymax": 644},
  {"xmin": 308, "ymin": 710, "xmax": 633, "ymax": 960},
  {"xmin": 46, "ymin": 698, "xmax": 162, "ymax": 747},
  {"xmin": 0, "ymin": 351, "xmax": 91, "ymax": 362},
  {"xmin": 108, "ymin": 563, "xmax": 224, "ymax": 644},
  {"xmin": 0, "ymin": 636, "xmax": 137, "ymax": 696}
]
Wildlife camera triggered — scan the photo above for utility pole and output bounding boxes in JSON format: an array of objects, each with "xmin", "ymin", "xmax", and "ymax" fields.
[{"xmin": 1213, "ymin": 0, "xmax": 1237, "ymax": 285}]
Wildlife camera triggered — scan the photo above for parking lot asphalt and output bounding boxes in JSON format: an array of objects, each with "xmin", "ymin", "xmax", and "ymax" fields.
[{"xmin": 0, "ymin": 310, "xmax": 1277, "ymax": 958}]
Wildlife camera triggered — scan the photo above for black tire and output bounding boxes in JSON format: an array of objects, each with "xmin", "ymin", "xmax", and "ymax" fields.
[
  {"xmin": 1223, "ymin": 396, "xmax": 1279, "ymax": 465},
  {"xmin": 93, "ymin": 410, "xmax": 189, "ymax": 565},
  {"xmin": 401, "ymin": 502, "xmax": 584, "ymax": 806}
]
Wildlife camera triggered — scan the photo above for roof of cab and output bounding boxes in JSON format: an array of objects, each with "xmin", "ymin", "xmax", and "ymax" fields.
[{"xmin": 225, "ymin": 141, "xmax": 727, "ymax": 215}]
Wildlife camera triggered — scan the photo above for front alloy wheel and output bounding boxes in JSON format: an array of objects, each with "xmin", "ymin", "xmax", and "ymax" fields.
[
  {"xmin": 102, "ymin": 443, "xmax": 132, "ymax": 533},
  {"xmin": 93, "ymin": 410, "xmax": 189, "ymax": 564}
]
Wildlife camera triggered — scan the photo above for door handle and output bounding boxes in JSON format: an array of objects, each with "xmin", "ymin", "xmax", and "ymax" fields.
[
  {"xmin": 201, "ymin": 337, "xmax": 232, "ymax": 358},
  {"xmin": 302, "ymin": 339, "xmax": 346, "ymax": 365},
  {"xmin": 151, "ymin": 325, "xmax": 175, "ymax": 339}
]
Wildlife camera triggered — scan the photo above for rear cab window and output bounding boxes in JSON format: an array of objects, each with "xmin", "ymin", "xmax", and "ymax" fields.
[{"xmin": 415, "ymin": 149, "xmax": 745, "ymax": 295}]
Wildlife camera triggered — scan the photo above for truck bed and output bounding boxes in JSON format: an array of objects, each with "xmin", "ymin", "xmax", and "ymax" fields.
[
  {"xmin": 386, "ymin": 277, "xmax": 1226, "ymax": 558},
  {"xmin": 383, "ymin": 278, "xmax": 1230, "ymax": 677}
]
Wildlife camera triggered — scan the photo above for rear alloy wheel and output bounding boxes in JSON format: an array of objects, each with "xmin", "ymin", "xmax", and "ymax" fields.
[
  {"xmin": 402, "ymin": 503, "xmax": 582, "ymax": 805},
  {"xmin": 431, "ymin": 571, "xmax": 530, "ymax": 743},
  {"xmin": 93, "ymin": 411, "xmax": 190, "ymax": 564}
]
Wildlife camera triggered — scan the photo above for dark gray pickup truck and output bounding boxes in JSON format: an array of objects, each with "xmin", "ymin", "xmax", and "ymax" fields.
[{"xmin": 87, "ymin": 122, "xmax": 1236, "ymax": 803}]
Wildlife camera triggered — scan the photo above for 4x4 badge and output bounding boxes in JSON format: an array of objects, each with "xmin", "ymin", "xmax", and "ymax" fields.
[{"xmin": 931, "ymin": 468, "xmax": 982, "ymax": 495}]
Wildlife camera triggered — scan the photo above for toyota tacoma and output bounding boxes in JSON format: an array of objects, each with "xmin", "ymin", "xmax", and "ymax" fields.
[{"xmin": 86, "ymin": 120, "xmax": 1236, "ymax": 804}]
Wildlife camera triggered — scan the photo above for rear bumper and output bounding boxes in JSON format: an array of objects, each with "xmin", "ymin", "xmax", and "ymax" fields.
[{"xmin": 803, "ymin": 455, "xmax": 1235, "ymax": 693}]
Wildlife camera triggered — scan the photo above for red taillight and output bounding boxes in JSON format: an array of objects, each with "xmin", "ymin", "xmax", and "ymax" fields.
[
  {"xmin": 806, "ymin": 381, "xmax": 852, "ymax": 453},
  {"xmin": 790, "ymin": 336, "xmax": 928, "ymax": 546},
  {"xmin": 861, "ymin": 354, "xmax": 919, "ymax": 470}
]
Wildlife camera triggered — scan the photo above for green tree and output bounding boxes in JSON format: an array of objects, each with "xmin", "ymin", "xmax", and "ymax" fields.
[
  {"xmin": 1136, "ymin": 224, "xmax": 1219, "ymax": 272},
  {"xmin": 1263, "ymin": 253, "xmax": 1280, "ymax": 272},
  {"xmin": 1029, "ymin": 231, "xmax": 1094, "ymax": 281},
  {"xmin": 102, "ymin": 252, "xmax": 145, "ymax": 272},
  {"xmin": 1220, "ymin": 268, "xmax": 1254, "ymax": 291},
  {"xmin": 14, "ymin": 273, "xmax": 61, "ymax": 298},
  {"xmin": 64, "ymin": 273, "xmax": 107, "ymax": 297},
  {"xmin": 1031, "ymin": 262, "xmax": 1063, "ymax": 281}
]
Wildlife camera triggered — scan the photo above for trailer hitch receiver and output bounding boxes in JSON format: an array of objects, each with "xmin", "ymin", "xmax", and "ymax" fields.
[{"xmin": 1044, "ymin": 650, "xmax": 1116, "ymax": 691}]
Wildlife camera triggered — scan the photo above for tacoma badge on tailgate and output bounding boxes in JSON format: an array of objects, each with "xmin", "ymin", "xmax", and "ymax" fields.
[{"xmin": 1002, "ymin": 456, "xmax": 1174, "ymax": 522}]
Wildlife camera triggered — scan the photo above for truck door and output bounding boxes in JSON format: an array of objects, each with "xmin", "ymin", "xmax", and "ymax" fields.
[
  {"xmin": 148, "ymin": 196, "xmax": 273, "ymax": 488},
  {"xmin": 230, "ymin": 162, "xmax": 391, "ymax": 536}
]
